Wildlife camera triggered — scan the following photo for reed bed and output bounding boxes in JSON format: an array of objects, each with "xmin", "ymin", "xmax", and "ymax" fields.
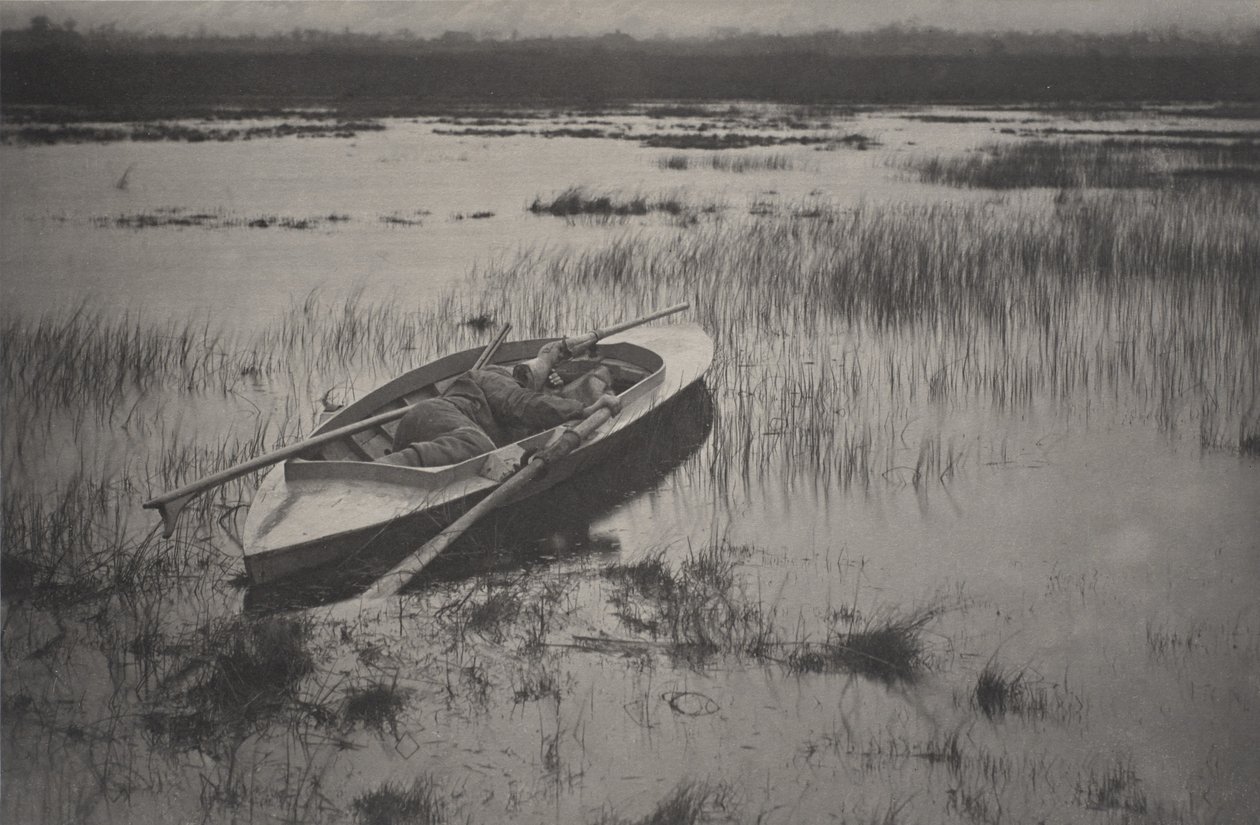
[
  {"xmin": 657, "ymin": 152, "xmax": 797, "ymax": 172},
  {"xmin": 452, "ymin": 180, "xmax": 1258, "ymax": 492},
  {"xmin": 528, "ymin": 186, "xmax": 691, "ymax": 218},
  {"xmin": 896, "ymin": 138, "xmax": 1260, "ymax": 189}
]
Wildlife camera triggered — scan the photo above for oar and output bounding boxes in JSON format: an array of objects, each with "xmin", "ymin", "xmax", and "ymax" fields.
[
  {"xmin": 143, "ymin": 323, "xmax": 512, "ymax": 538},
  {"xmin": 560, "ymin": 302, "xmax": 689, "ymax": 355},
  {"xmin": 356, "ymin": 302, "xmax": 692, "ymax": 601},
  {"xmin": 360, "ymin": 403, "xmax": 618, "ymax": 601}
]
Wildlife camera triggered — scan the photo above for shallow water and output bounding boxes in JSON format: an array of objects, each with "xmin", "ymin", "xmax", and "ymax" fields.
[{"xmin": 3, "ymin": 104, "xmax": 1259, "ymax": 824}]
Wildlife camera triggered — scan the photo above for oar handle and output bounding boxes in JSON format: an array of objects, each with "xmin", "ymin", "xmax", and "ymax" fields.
[{"xmin": 561, "ymin": 302, "xmax": 688, "ymax": 354}]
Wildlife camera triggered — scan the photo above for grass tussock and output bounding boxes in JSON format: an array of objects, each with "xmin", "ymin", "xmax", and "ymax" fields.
[
  {"xmin": 353, "ymin": 775, "xmax": 458, "ymax": 825},
  {"xmin": 143, "ymin": 616, "xmax": 325, "ymax": 755},
  {"xmin": 343, "ymin": 680, "xmax": 413, "ymax": 733},
  {"xmin": 529, "ymin": 187, "xmax": 692, "ymax": 218},
  {"xmin": 971, "ymin": 660, "xmax": 1051, "ymax": 719},
  {"xmin": 657, "ymin": 152, "xmax": 797, "ymax": 172},
  {"xmin": 1076, "ymin": 758, "xmax": 1148, "ymax": 814},
  {"xmin": 593, "ymin": 781, "xmax": 729, "ymax": 825},
  {"xmin": 603, "ymin": 542, "xmax": 768, "ymax": 660},
  {"xmin": 786, "ymin": 609, "xmax": 934, "ymax": 683},
  {"xmin": 463, "ymin": 588, "xmax": 523, "ymax": 641}
]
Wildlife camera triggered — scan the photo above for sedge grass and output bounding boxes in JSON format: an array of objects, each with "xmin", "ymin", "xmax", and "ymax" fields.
[
  {"xmin": 895, "ymin": 138, "xmax": 1260, "ymax": 189},
  {"xmin": 352, "ymin": 775, "xmax": 458, "ymax": 825}
]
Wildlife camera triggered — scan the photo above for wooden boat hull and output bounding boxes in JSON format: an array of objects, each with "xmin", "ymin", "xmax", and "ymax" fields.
[{"xmin": 241, "ymin": 323, "xmax": 713, "ymax": 584}]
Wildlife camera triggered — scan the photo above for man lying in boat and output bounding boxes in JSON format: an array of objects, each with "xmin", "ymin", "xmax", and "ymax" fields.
[{"xmin": 376, "ymin": 340, "xmax": 620, "ymax": 467}]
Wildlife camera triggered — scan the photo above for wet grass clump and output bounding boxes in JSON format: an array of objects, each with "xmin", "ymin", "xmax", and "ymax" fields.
[
  {"xmin": 529, "ymin": 187, "xmax": 686, "ymax": 218},
  {"xmin": 1076, "ymin": 758, "xmax": 1148, "ymax": 814},
  {"xmin": 657, "ymin": 152, "xmax": 796, "ymax": 172},
  {"xmin": 463, "ymin": 588, "xmax": 522, "ymax": 641},
  {"xmin": 971, "ymin": 660, "xmax": 1050, "ymax": 719},
  {"xmin": 593, "ymin": 781, "xmax": 728, "ymax": 825},
  {"xmin": 638, "ymin": 132, "xmax": 833, "ymax": 150},
  {"xmin": 786, "ymin": 609, "xmax": 935, "ymax": 683},
  {"xmin": 195, "ymin": 617, "xmax": 316, "ymax": 711},
  {"xmin": 353, "ymin": 775, "xmax": 456, "ymax": 825},
  {"xmin": 144, "ymin": 616, "xmax": 324, "ymax": 754},
  {"xmin": 343, "ymin": 681, "xmax": 413, "ymax": 733}
]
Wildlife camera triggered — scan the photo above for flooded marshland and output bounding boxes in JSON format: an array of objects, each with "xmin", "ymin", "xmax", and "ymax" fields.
[{"xmin": 3, "ymin": 103, "xmax": 1259, "ymax": 824}]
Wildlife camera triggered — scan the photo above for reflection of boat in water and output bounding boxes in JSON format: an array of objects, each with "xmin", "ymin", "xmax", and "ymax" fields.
[
  {"xmin": 244, "ymin": 382, "xmax": 714, "ymax": 611},
  {"xmin": 241, "ymin": 325, "xmax": 713, "ymax": 608}
]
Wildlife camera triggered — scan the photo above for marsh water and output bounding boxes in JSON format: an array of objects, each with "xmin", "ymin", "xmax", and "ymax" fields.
[{"xmin": 3, "ymin": 104, "xmax": 1259, "ymax": 824}]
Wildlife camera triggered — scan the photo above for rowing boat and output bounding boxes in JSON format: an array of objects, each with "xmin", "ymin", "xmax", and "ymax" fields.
[{"xmin": 241, "ymin": 322, "xmax": 713, "ymax": 584}]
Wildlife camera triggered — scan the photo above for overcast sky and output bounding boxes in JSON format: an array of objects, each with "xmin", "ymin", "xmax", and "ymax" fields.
[{"xmin": 3, "ymin": 0, "xmax": 1258, "ymax": 39}]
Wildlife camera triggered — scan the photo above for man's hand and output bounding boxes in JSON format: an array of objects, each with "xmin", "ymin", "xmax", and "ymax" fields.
[{"xmin": 581, "ymin": 393, "xmax": 622, "ymax": 418}]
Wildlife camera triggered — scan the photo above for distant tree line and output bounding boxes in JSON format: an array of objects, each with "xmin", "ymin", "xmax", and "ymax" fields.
[{"xmin": 3, "ymin": 18, "xmax": 1258, "ymax": 109}]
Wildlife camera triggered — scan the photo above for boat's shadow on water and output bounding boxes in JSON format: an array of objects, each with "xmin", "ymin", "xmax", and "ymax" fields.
[{"xmin": 243, "ymin": 383, "xmax": 714, "ymax": 612}]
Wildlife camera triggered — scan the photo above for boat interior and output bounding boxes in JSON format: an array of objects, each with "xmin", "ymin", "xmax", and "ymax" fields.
[{"xmin": 311, "ymin": 353, "xmax": 656, "ymax": 464}]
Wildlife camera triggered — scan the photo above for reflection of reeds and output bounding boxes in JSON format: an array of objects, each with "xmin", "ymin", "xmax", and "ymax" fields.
[
  {"xmin": 353, "ymin": 775, "xmax": 456, "ymax": 825},
  {"xmin": 1076, "ymin": 758, "xmax": 1148, "ymax": 814},
  {"xmin": 603, "ymin": 542, "xmax": 936, "ymax": 681},
  {"xmin": 1, "ymin": 476, "xmax": 170, "ymax": 606},
  {"xmin": 592, "ymin": 781, "xmax": 729, "ymax": 825}
]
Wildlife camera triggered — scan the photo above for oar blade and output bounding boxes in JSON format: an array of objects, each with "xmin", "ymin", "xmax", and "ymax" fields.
[{"xmin": 144, "ymin": 493, "xmax": 193, "ymax": 539}]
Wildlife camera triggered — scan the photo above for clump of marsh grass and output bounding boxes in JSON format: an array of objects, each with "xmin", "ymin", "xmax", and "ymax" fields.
[
  {"xmin": 462, "ymin": 587, "xmax": 523, "ymax": 642},
  {"xmin": 657, "ymin": 152, "xmax": 797, "ymax": 172},
  {"xmin": 144, "ymin": 615, "xmax": 326, "ymax": 754},
  {"xmin": 592, "ymin": 781, "xmax": 729, "ymax": 825},
  {"xmin": 970, "ymin": 660, "xmax": 1050, "ymax": 719},
  {"xmin": 529, "ymin": 187, "xmax": 689, "ymax": 218},
  {"xmin": 343, "ymin": 680, "xmax": 413, "ymax": 734},
  {"xmin": 352, "ymin": 775, "xmax": 459, "ymax": 825},
  {"xmin": 1076, "ymin": 758, "xmax": 1148, "ymax": 814},
  {"xmin": 603, "ymin": 542, "xmax": 769, "ymax": 660},
  {"xmin": 786, "ymin": 608, "xmax": 935, "ymax": 683}
]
